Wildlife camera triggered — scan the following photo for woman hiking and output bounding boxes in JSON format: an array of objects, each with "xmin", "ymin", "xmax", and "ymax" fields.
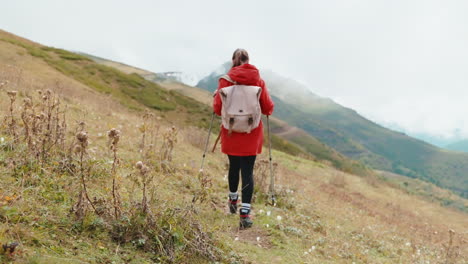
[{"xmin": 213, "ymin": 49, "xmax": 274, "ymax": 228}]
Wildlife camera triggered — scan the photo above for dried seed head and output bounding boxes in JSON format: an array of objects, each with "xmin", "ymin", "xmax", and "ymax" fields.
[
  {"xmin": 7, "ymin": 90, "xmax": 17, "ymax": 100},
  {"xmin": 73, "ymin": 145, "xmax": 82, "ymax": 153},
  {"xmin": 108, "ymin": 128, "xmax": 120, "ymax": 148},
  {"xmin": 143, "ymin": 112, "xmax": 154, "ymax": 119},
  {"xmin": 23, "ymin": 98, "xmax": 32, "ymax": 108},
  {"xmin": 39, "ymin": 112, "xmax": 46, "ymax": 120},
  {"xmin": 136, "ymin": 161, "xmax": 143, "ymax": 169},
  {"xmin": 37, "ymin": 90, "xmax": 42, "ymax": 95},
  {"xmin": 42, "ymin": 95, "xmax": 48, "ymax": 101},
  {"xmin": 46, "ymin": 89, "xmax": 52, "ymax": 96},
  {"xmin": 76, "ymin": 131, "xmax": 88, "ymax": 142},
  {"xmin": 141, "ymin": 165, "xmax": 150, "ymax": 174},
  {"xmin": 108, "ymin": 128, "xmax": 120, "ymax": 138}
]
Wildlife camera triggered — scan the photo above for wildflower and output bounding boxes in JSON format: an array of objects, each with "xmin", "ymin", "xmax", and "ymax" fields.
[
  {"xmin": 405, "ymin": 242, "xmax": 411, "ymax": 247},
  {"xmin": 234, "ymin": 237, "xmax": 239, "ymax": 241},
  {"xmin": 276, "ymin": 215, "xmax": 282, "ymax": 221},
  {"xmin": 265, "ymin": 224, "xmax": 270, "ymax": 228},
  {"xmin": 256, "ymin": 237, "xmax": 260, "ymax": 242},
  {"xmin": 0, "ymin": 137, "xmax": 4, "ymax": 143},
  {"xmin": 258, "ymin": 209, "xmax": 264, "ymax": 214},
  {"xmin": 266, "ymin": 211, "xmax": 271, "ymax": 216}
]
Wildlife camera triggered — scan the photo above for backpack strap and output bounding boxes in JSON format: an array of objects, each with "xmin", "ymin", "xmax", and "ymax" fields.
[
  {"xmin": 220, "ymin": 75, "xmax": 237, "ymax": 84},
  {"xmin": 219, "ymin": 75, "xmax": 236, "ymax": 136}
]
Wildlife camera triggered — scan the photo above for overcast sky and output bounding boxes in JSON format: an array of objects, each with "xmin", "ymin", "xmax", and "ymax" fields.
[{"xmin": 2, "ymin": 0, "xmax": 468, "ymax": 144}]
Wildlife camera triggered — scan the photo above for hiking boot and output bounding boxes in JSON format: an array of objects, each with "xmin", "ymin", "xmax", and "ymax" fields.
[
  {"xmin": 239, "ymin": 207, "xmax": 253, "ymax": 229},
  {"xmin": 240, "ymin": 215, "xmax": 253, "ymax": 229},
  {"xmin": 229, "ymin": 198, "xmax": 238, "ymax": 214}
]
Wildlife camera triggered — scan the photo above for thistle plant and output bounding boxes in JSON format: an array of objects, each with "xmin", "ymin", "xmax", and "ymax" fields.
[
  {"xmin": 193, "ymin": 169, "xmax": 213, "ymax": 204},
  {"xmin": 40, "ymin": 89, "xmax": 60, "ymax": 161},
  {"xmin": 6, "ymin": 90, "xmax": 18, "ymax": 143},
  {"xmin": 72, "ymin": 126, "xmax": 97, "ymax": 219},
  {"xmin": 108, "ymin": 128, "xmax": 121, "ymax": 219},
  {"xmin": 21, "ymin": 97, "xmax": 33, "ymax": 142},
  {"xmin": 135, "ymin": 161, "xmax": 152, "ymax": 214},
  {"xmin": 161, "ymin": 126, "xmax": 178, "ymax": 162},
  {"xmin": 443, "ymin": 229, "xmax": 460, "ymax": 263}
]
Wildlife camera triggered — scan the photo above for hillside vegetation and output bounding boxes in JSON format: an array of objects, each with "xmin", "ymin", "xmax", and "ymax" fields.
[{"xmin": 0, "ymin": 30, "xmax": 467, "ymax": 263}]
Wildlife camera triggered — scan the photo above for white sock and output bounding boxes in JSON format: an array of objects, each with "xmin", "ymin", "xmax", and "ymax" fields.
[
  {"xmin": 240, "ymin": 203, "xmax": 251, "ymax": 213},
  {"xmin": 229, "ymin": 192, "xmax": 238, "ymax": 200}
]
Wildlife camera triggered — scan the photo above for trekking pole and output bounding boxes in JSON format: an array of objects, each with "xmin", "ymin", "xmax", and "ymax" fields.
[
  {"xmin": 267, "ymin": 115, "xmax": 276, "ymax": 205},
  {"xmin": 200, "ymin": 112, "xmax": 215, "ymax": 172}
]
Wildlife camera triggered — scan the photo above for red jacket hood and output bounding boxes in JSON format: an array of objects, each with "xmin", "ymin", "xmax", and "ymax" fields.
[{"xmin": 228, "ymin": 64, "xmax": 260, "ymax": 85}]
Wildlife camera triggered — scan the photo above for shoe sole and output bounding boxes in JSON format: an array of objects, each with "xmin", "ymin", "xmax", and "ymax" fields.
[
  {"xmin": 240, "ymin": 223, "xmax": 253, "ymax": 229},
  {"xmin": 239, "ymin": 220, "xmax": 253, "ymax": 229},
  {"xmin": 229, "ymin": 202, "xmax": 238, "ymax": 214}
]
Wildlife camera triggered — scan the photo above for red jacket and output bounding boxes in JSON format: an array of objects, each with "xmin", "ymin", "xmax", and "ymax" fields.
[{"xmin": 213, "ymin": 64, "xmax": 274, "ymax": 156}]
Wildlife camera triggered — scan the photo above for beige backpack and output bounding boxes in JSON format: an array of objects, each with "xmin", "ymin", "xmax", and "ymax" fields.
[{"xmin": 218, "ymin": 75, "xmax": 262, "ymax": 134}]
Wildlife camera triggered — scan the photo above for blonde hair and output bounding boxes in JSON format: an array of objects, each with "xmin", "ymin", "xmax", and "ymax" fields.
[{"xmin": 232, "ymin": 49, "xmax": 249, "ymax": 68}]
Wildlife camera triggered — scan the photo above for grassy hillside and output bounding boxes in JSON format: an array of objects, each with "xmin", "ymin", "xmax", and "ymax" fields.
[
  {"xmin": 377, "ymin": 171, "xmax": 468, "ymax": 213},
  {"xmin": 0, "ymin": 30, "xmax": 467, "ymax": 263},
  {"xmin": 197, "ymin": 67, "xmax": 468, "ymax": 198}
]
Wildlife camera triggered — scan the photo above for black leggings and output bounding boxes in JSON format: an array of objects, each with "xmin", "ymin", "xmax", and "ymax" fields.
[{"xmin": 228, "ymin": 155, "xmax": 256, "ymax": 204}]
